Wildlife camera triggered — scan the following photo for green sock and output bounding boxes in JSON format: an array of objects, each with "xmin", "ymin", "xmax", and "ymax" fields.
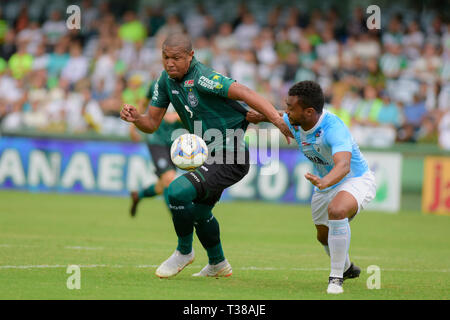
[
  {"xmin": 177, "ymin": 233, "xmax": 194, "ymax": 255},
  {"xmin": 206, "ymin": 242, "xmax": 225, "ymax": 265},
  {"xmin": 138, "ymin": 184, "xmax": 157, "ymax": 199},
  {"xmin": 164, "ymin": 176, "xmax": 198, "ymax": 256},
  {"xmin": 193, "ymin": 204, "xmax": 225, "ymax": 265}
]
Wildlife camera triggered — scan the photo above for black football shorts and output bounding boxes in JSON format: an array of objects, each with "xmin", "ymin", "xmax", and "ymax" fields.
[
  {"xmin": 147, "ymin": 144, "xmax": 176, "ymax": 177},
  {"xmin": 183, "ymin": 148, "xmax": 250, "ymax": 206}
]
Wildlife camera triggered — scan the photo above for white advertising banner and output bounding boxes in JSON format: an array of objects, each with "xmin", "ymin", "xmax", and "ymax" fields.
[{"xmin": 364, "ymin": 152, "xmax": 402, "ymax": 213}]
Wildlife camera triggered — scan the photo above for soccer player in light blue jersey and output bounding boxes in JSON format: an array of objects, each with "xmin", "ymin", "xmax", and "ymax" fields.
[{"xmin": 247, "ymin": 81, "xmax": 377, "ymax": 294}]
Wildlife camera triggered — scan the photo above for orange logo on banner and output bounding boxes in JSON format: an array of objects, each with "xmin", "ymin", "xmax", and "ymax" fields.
[{"xmin": 422, "ymin": 157, "xmax": 450, "ymax": 215}]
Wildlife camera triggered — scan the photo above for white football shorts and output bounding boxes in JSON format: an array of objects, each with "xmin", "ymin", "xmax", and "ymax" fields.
[{"xmin": 311, "ymin": 171, "xmax": 377, "ymax": 227}]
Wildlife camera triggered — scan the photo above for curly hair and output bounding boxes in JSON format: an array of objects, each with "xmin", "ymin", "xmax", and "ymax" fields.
[{"xmin": 288, "ymin": 81, "xmax": 324, "ymax": 113}]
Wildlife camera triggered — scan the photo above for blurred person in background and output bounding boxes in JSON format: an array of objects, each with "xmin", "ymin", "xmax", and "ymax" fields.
[
  {"xmin": 193, "ymin": 36, "xmax": 213, "ymax": 67},
  {"xmin": 17, "ymin": 21, "xmax": 43, "ymax": 55},
  {"xmin": 366, "ymin": 57, "xmax": 386, "ymax": 92},
  {"xmin": 22, "ymin": 69, "xmax": 49, "ymax": 130},
  {"xmin": 403, "ymin": 20, "xmax": 424, "ymax": 60},
  {"xmin": 61, "ymin": 42, "xmax": 89, "ymax": 87},
  {"xmin": 46, "ymin": 39, "xmax": 69, "ymax": 82},
  {"xmin": 118, "ymin": 11, "xmax": 147, "ymax": 44},
  {"xmin": 412, "ymin": 43, "xmax": 442, "ymax": 84},
  {"xmin": 397, "ymin": 89, "xmax": 428, "ymax": 142},
  {"xmin": 379, "ymin": 42, "xmax": 408, "ymax": 79},
  {"xmin": 0, "ymin": 29, "xmax": 16, "ymax": 61},
  {"xmin": 0, "ymin": 74, "xmax": 26, "ymax": 131},
  {"xmin": 8, "ymin": 39, "xmax": 33, "ymax": 80},
  {"xmin": 234, "ymin": 13, "xmax": 260, "ymax": 51},
  {"xmin": 438, "ymin": 109, "xmax": 450, "ymax": 150},
  {"xmin": 32, "ymin": 42, "xmax": 49, "ymax": 71},
  {"xmin": 129, "ymin": 80, "xmax": 182, "ymax": 217},
  {"xmin": 213, "ymin": 22, "xmax": 238, "ymax": 52},
  {"xmin": 100, "ymin": 77, "xmax": 129, "ymax": 136},
  {"xmin": 42, "ymin": 10, "xmax": 67, "ymax": 48},
  {"xmin": 230, "ymin": 49, "xmax": 258, "ymax": 91}
]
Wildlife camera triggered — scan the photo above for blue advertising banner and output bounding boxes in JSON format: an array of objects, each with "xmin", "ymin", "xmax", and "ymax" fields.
[
  {"xmin": 222, "ymin": 148, "xmax": 314, "ymax": 204},
  {"xmin": 0, "ymin": 136, "xmax": 157, "ymax": 196},
  {"xmin": 0, "ymin": 137, "xmax": 400, "ymax": 211},
  {"xmin": 0, "ymin": 136, "xmax": 314, "ymax": 203}
]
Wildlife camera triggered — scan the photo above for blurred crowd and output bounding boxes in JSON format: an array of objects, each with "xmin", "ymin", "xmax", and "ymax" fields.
[{"xmin": 0, "ymin": 0, "xmax": 449, "ymax": 149}]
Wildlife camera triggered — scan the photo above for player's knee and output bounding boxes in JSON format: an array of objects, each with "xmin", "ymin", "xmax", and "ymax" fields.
[
  {"xmin": 327, "ymin": 205, "xmax": 347, "ymax": 220},
  {"xmin": 166, "ymin": 181, "xmax": 187, "ymax": 205},
  {"xmin": 165, "ymin": 176, "xmax": 197, "ymax": 205}
]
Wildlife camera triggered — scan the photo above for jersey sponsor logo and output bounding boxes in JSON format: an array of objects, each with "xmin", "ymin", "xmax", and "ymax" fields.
[
  {"xmin": 198, "ymin": 75, "xmax": 223, "ymax": 90},
  {"xmin": 305, "ymin": 154, "xmax": 330, "ymax": 165},
  {"xmin": 188, "ymin": 91, "xmax": 199, "ymax": 107},
  {"xmin": 184, "ymin": 80, "xmax": 194, "ymax": 87},
  {"xmin": 171, "ymin": 90, "xmax": 179, "ymax": 94},
  {"xmin": 301, "ymin": 142, "xmax": 311, "ymax": 146}
]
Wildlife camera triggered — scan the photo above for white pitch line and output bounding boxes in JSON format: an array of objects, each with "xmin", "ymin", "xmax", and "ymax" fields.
[
  {"xmin": 65, "ymin": 246, "xmax": 104, "ymax": 250},
  {"xmin": 0, "ymin": 264, "xmax": 449, "ymax": 273}
]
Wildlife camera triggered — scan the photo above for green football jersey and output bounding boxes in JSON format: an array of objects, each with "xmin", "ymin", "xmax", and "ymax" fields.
[
  {"xmin": 150, "ymin": 57, "xmax": 249, "ymax": 151},
  {"xmin": 144, "ymin": 82, "xmax": 183, "ymax": 147}
]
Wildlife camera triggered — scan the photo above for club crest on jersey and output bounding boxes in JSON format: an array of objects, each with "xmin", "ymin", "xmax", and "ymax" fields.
[
  {"xmin": 184, "ymin": 80, "xmax": 194, "ymax": 87},
  {"xmin": 188, "ymin": 91, "xmax": 199, "ymax": 107},
  {"xmin": 315, "ymin": 129, "xmax": 322, "ymax": 137}
]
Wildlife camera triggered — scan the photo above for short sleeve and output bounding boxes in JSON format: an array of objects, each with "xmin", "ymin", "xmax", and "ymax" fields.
[
  {"xmin": 324, "ymin": 120, "xmax": 353, "ymax": 155},
  {"xmin": 195, "ymin": 72, "xmax": 236, "ymax": 98},
  {"xmin": 283, "ymin": 113, "xmax": 295, "ymax": 134},
  {"xmin": 150, "ymin": 73, "xmax": 170, "ymax": 109}
]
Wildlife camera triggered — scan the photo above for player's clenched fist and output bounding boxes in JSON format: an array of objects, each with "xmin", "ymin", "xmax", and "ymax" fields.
[{"xmin": 120, "ymin": 104, "xmax": 140, "ymax": 123}]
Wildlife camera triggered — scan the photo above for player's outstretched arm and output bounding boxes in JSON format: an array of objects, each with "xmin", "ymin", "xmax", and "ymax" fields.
[
  {"xmin": 246, "ymin": 109, "xmax": 284, "ymax": 124},
  {"xmin": 228, "ymin": 82, "xmax": 293, "ymax": 139},
  {"xmin": 120, "ymin": 104, "xmax": 167, "ymax": 134}
]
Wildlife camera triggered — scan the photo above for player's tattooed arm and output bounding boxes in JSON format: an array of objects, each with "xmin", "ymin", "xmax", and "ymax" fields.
[{"xmin": 120, "ymin": 104, "xmax": 167, "ymax": 133}]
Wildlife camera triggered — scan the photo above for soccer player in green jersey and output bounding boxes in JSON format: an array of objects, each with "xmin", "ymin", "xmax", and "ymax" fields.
[
  {"xmin": 129, "ymin": 81, "xmax": 183, "ymax": 217},
  {"xmin": 121, "ymin": 33, "xmax": 292, "ymax": 278}
]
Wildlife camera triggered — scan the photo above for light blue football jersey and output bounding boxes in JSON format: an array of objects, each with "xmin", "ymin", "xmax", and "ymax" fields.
[{"xmin": 283, "ymin": 110, "xmax": 369, "ymax": 191}]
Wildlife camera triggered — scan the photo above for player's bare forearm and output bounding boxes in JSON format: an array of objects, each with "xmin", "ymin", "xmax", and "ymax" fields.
[
  {"xmin": 229, "ymin": 83, "xmax": 279, "ymax": 122},
  {"xmin": 133, "ymin": 114, "xmax": 158, "ymax": 133},
  {"xmin": 305, "ymin": 152, "xmax": 351, "ymax": 190},
  {"xmin": 121, "ymin": 104, "xmax": 166, "ymax": 134},
  {"xmin": 246, "ymin": 110, "xmax": 284, "ymax": 124},
  {"xmin": 228, "ymin": 83, "xmax": 293, "ymax": 138},
  {"xmin": 320, "ymin": 160, "xmax": 350, "ymax": 189}
]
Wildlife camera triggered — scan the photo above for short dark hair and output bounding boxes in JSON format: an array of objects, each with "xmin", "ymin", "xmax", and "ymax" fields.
[
  {"xmin": 162, "ymin": 33, "xmax": 193, "ymax": 54},
  {"xmin": 288, "ymin": 81, "xmax": 324, "ymax": 113}
]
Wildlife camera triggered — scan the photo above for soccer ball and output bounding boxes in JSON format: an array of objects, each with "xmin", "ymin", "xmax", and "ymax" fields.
[{"xmin": 170, "ymin": 133, "xmax": 208, "ymax": 170}]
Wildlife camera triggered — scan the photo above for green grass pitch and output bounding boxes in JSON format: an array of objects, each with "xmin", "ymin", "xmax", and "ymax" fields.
[{"xmin": 0, "ymin": 190, "xmax": 449, "ymax": 300}]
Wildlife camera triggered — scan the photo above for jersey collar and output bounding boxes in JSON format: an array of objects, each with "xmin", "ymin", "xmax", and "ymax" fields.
[
  {"xmin": 177, "ymin": 56, "xmax": 198, "ymax": 83},
  {"xmin": 300, "ymin": 110, "xmax": 327, "ymax": 135}
]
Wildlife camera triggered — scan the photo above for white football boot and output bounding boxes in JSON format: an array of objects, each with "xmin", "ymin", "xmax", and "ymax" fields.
[
  {"xmin": 327, "ymin": 277, "xmax": 344, "ymax": 294},
  {"xmin": 155, "ymin": 249, "xmax": 195, "ymax": 278},
  {"xmin": 192, "ymin": 259, "xmax": 232, "ymax": 277}
]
